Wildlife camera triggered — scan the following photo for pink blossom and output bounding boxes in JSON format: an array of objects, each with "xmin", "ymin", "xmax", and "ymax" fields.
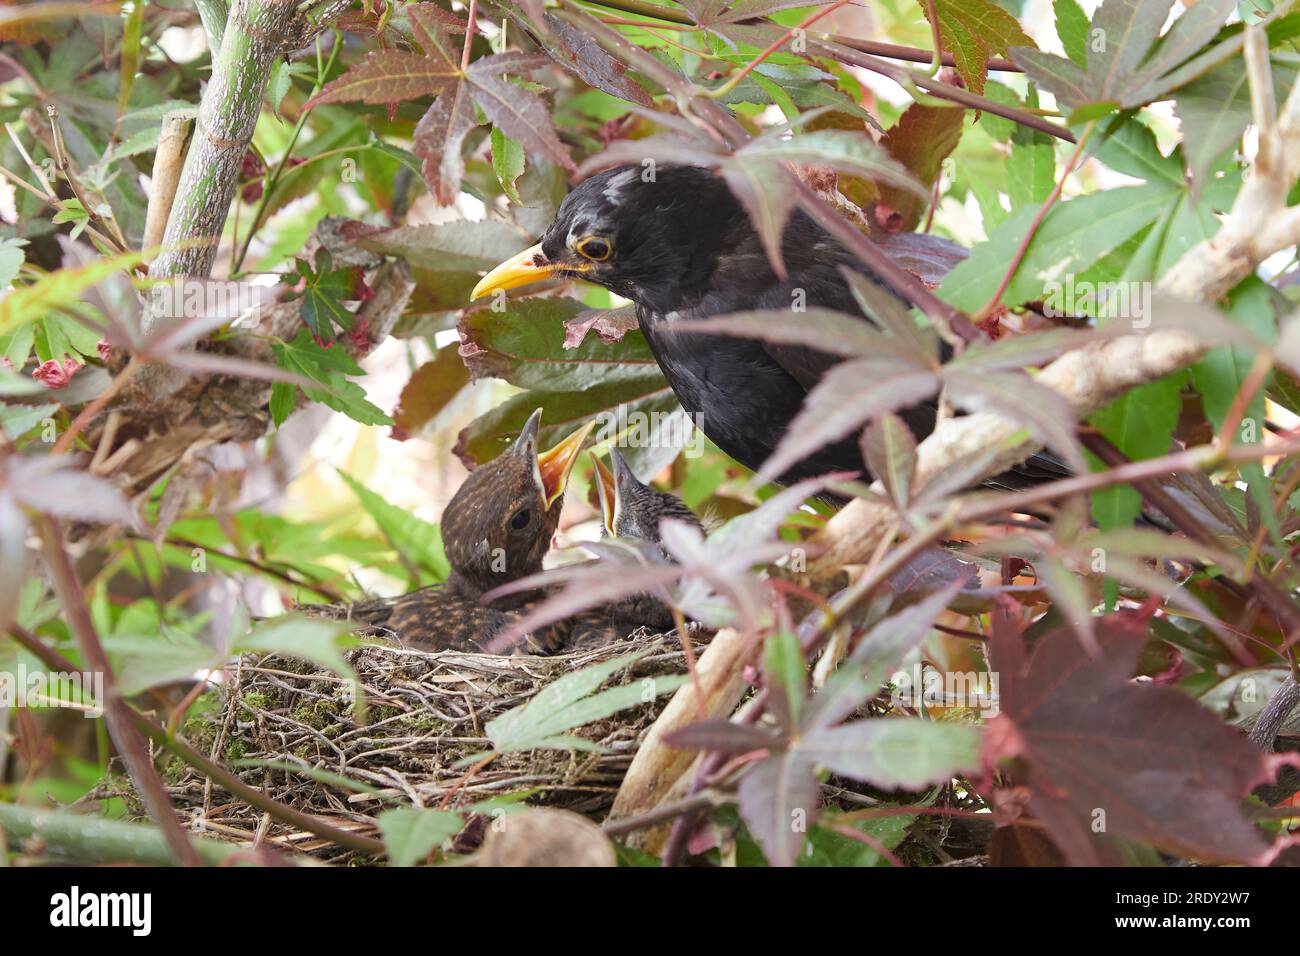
[
  {"xmin": 97, "ymin": 338, "xmax": 112, "ymax": 363},
  {"xmin": 33, "ymin": 356, "xmax": 82, "ymax": 389}
]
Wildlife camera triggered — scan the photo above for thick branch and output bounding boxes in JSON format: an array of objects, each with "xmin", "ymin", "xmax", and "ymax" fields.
[
  {"xmin": 0, "ymin": 803, "xmax": 243, "ymax": 866},
  {"xmin": 195, "ymin": 0, "xmax": 231, "ymax": 54},
  {"xmin": 1250, "ymin": 677, "xmax": 1300, "ymax": 751},
  {"xmin": 147, "ymin": 0, "xmax": 301, "ymax": 289}
]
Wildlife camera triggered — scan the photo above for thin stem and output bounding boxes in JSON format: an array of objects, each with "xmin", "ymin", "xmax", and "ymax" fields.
[
  {"xmin": 958, "ymin": 432, "xmax": 1300, "ymax": 527},
  {"xmin": 576, "ymin": 0, "xmax": 1023, "ymax": 71},
  {"xmin": 824, "ymin": 820, "xmax": 905, "ymax": 866},
  {"xmin": 923, "ymin": 0, "xmax": 943, "ymax": 75},
  {"xmin": 47, "ymin": 105, "xmax": 128, "ymax": 251},
  {"xmin": 154, "ymin": 533, "xmax": 347, "ymax": 602},
  {"xmin": 707, "ymin": 0, "xmax": 854, "ymax": 99},
  {"xmin": 50, "ymin": 357, "xmax": 138, "ymax": 456},
  {"xmin": 601, "ymin": 790, "xmax": 720, "ymax": 837},
  {"xmin": 811, "ymin": 39, "xmax": 1073, "ymax": 143},
  {"xmin": 461, "ymin": 0, "xmax": 479, "ymax": 70},
  {"xmin": 438, "ymin": 751, "xmax": 496, "ymax": 810},
  {"xmin": 974, "ymin": 121, "xmax": 1095, "ymax": 322},
  {"xmin": 37, "ymin": 516, "xmax": 203, "ymax": 867},
  {"xmin": 1215, "ymin": 351, "xmax": 1273, "ymax": 450}
]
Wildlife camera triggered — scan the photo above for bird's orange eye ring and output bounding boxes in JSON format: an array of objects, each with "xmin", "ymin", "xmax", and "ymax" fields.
[{"xmin": 575, "ymin": 235, "xmax": 612, "ymax": 262}]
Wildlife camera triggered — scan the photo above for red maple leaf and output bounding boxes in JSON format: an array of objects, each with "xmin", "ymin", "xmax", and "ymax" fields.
[{"xmin": 983, "ymin": 603, "xmax": 1282, "ymax": 865}]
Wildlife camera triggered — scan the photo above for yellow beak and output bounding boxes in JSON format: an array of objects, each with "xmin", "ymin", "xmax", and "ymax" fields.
[
  {"xmin": 471, "ymin": 242, "xmax": 589, "ymax": 301},
  {"xmin": 536, "ymin": 419, "xmax": 597, "ymax": 508},
  {"xmin": 591, "ymin": 452, "xmax": 617, "ymax": 535}
]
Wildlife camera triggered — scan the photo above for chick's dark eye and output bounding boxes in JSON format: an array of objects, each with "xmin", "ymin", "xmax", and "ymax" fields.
[
  {"xmin": 509, "ymin": 508, "xmax": 531, "ymax": 530},
  {"xmin": 576, "ymin": 236, "xmax": 611, "ymax": 261}
]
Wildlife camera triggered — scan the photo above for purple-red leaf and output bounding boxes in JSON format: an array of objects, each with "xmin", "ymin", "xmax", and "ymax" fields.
[
  {"xmin": 736, "ymin": 749, "xmax": 819, "ymax": 867},
  {"xmin": 984, "ymin": 609, "xmax": 1277, "ymax": 865},
  {"xmin": 414, "ymin": 79, "xmax": 477, "ymax": 205}
]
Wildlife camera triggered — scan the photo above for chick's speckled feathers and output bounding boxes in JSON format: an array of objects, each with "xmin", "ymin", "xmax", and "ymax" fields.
[{"xmin": 317, "ymin": 411, "xmax": 586, "ymax": 653}]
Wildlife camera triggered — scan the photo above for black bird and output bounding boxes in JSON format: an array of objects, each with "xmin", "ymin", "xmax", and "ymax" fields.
[
  {"xmin": 315, "ymin": 409, "xmax": 593, "ymax": 652},
  {"xmin": 471, "ymin": 164, "xmax": 1066, "ymax": 489}
]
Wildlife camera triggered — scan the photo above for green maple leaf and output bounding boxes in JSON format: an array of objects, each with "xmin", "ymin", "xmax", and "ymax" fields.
[
  {"xmin": 921, "ymin": 0, "xmax": 1035, "ymax": 94},
  {"xmin": 270, "ymin": 330, "xmax": 391, "ymax": 428},
  {"xmin": 282, "ymin": 247, "xmax": 367, "ymax": 340}
]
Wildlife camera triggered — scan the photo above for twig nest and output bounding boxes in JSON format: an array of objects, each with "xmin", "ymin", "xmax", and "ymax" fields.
[{"xmin": 164, "ymin": 629, "xmax": 708, "ymax": 861}]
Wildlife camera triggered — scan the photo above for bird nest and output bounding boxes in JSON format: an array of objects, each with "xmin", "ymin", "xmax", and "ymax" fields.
[{"xmin": 160, "ymin": 630, "xmax": 707, "ymax": 862}]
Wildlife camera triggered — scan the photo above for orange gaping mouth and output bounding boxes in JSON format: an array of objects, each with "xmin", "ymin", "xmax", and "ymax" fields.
[
  {"xmin": 536, "ymin": 420, "xmax": 596, "ymax": 507},
  {"xmin": 592, "ymin": 451, "xmax": 618, "ymax": 535}
]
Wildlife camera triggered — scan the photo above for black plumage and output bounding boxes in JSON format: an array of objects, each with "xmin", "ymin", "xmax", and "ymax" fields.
[{"xmin": 473, "ymin": 164, "xmax": 1068, "ymax": 489}]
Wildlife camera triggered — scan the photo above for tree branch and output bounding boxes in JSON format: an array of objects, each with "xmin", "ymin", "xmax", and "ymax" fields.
[
  {"xmin": 148, "ymin": 0, "xmax": 323, "ymax": 290},
  {"xmin": 37, "ymin": 516, "xmax": 203, "ymax": 867}
]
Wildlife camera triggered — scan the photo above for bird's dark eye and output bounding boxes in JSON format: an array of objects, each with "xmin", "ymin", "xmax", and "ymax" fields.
[
  {"xmin": 576, "ymin": 235, "xmax": 612, "ymax": 261},
  {"xmin": 509, "ymin": 508, "xmax": 531, "ymax": 530}
]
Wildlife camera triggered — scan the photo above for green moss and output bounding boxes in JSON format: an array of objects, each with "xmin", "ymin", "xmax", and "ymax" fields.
[
  {"xmin": 402, "ymin": 714, "xmax": 444, "ymax": 733},
  {"xmin": 181, "ymin": 709, "xmax": 217, "ymax": 754},
  {"xmin": 292, "ymin": 698, "xmax": 343, "ymax": 730},
  {"xmin": 225, "ymin": 738, "xmax": 249, "ymax": 761}
]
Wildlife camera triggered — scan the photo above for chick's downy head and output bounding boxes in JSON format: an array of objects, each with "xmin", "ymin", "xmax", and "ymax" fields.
[{"xmin": 442, "ymin": 409, "xmax": 593, "ymax": 593}]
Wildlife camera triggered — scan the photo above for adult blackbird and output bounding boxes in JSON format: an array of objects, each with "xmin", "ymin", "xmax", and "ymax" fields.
[
  {"xmin": 471, "ymin": 164, "xmax": 1067, "ymax": 489},
  {"xmin": 319, "ymin": 409, "xmax": 593, "ymax": 652}
]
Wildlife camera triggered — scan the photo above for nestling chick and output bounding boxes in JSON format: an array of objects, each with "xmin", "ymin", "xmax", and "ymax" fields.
[
  {"xmin": 322, "ymin": 409, "xmax": 594, "ymax": 652},
  {"xmin": 576, "ymin": 447, "xmax": 705, "ymax": 638},
  {"xmin": 593, "ymin": 446, "xmax": 704, "ymax": 553}
]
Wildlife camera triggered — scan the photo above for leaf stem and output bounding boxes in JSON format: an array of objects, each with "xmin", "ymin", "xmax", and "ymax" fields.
[
  {"xmin": 972, "ymin": 120, "xmax": 1095, "ymax": 322},
  {"xmin": 705, "ymin": 0, "xmax": 854, "ymax": 100},
  {"xmin": 923, "ymin": 0, "xmax": 942, "ymax": 75},
  {"xmin": 811, "ymin": 38, "xmax": 1072, "ymax": 143},
  {"xmin": 461, "ymin": 0, "xmax": 479, "ymax": 70},
  {"xmin": 575, "ymin": 0, "xmax": 1023, "ymax": 71}
]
